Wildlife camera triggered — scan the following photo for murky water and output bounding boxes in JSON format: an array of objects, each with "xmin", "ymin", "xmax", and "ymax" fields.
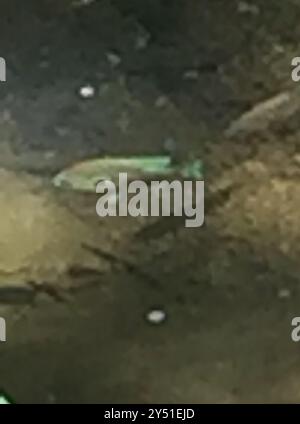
[{"xmin": 0, "ymin": 0, "xmax": 300, "ymax": 404}]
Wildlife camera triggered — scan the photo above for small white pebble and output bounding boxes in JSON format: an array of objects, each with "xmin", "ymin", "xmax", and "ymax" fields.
[
  {"xmin": 278, "ymin": 288, "xmax": 291, "ymax": 299},
  {"xmin": 146, "ymin": 309, "xmax": 167, "ymax": 325},
  {"xmin": 79, "ymin": 84, "xmax": 95, "ymax": 98}
]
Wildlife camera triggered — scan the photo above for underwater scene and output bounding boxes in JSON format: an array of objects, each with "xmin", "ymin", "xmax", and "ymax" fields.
[{"xmin": 0, "ymin": 0, "xmax": 300, "ymax": 405}]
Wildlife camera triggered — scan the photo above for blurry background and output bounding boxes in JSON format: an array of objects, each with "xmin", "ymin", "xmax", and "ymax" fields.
[{"xmin": 0, "ymin": 0, "xmax": 300, "ymax": 404}]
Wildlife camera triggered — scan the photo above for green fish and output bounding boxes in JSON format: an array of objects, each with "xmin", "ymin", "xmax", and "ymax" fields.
[{"xmin": 53, "ymin": 156, "xmax": 203, "ymax": 192}]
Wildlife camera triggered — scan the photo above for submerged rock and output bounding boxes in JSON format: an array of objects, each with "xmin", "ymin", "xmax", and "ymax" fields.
[{"xmin": 0, "ymin": 168, "xmax": 108, "ymax": 293}]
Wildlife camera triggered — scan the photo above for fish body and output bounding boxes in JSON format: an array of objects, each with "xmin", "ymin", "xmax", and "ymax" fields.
[{"xmin": 53, "ymin": 156, "xmax": 203, "ymax": 192}]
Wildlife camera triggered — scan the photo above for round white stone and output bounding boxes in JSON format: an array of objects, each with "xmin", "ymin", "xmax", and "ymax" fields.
[
  {"xmin": 79, "ymin": 85, "xmax": 95, "ymax": 98},
  {"xmin": 146, "ymin": 309, "xmax": 167, "ymax": 325}
]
